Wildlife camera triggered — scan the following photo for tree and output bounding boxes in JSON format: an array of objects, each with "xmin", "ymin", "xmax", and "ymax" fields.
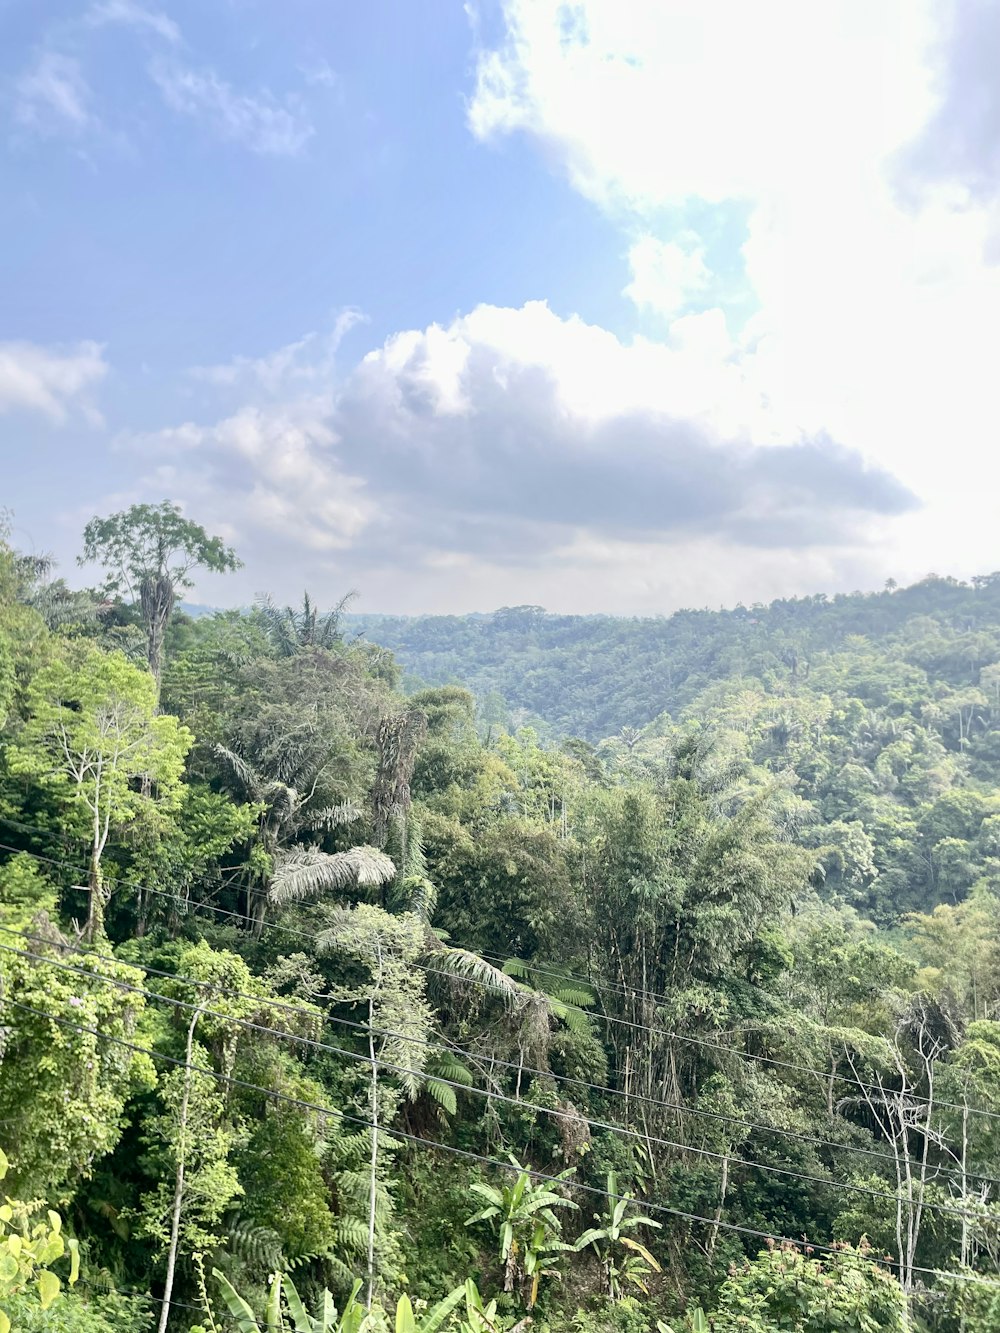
[
  {"xmin": 254, "ymin": 590, "xmax": 356, "ymax": 656},
  {"xmin": 79, "ymin": 501, "xmax": 241, "ymax": 692},
  {"xmin": 11, "ymin": 646, "xmax": 191, "ymax": 938}
]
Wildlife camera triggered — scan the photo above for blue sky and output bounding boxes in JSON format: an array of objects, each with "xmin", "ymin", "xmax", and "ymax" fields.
[{"xmin": 2, "ymin": 1, "xmax": 999, "ymax": 614}]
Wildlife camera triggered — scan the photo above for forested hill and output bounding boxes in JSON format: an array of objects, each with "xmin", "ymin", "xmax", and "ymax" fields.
[
  {"xmin": 349, "ymin": 574, "xmax": 1000, "ymax": 739},
  {"xmin": 7, "ymin": 510, "xmax": 1000, "ymax": 1333}
]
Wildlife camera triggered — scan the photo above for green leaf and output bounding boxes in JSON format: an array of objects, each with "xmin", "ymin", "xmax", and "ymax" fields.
[
  {"xmin": 38, "ymin": 1269, "xmax": 61, "ymax": 1310},
  {"xmin": 395, "ymin": 1293, "xmax": 415, "ymax": 1333},
  {"xmin": 424, "ymin": 1078, "xmax": 457, "ymax": 1116},
  {"xmin": 67, "ymin": 1237, "xmax": 80, "ymax": 1286},
  {"xmin": 0, "ymin": 1150, "xmax": 7, "ymax": 1182},
  {"xmin": 280, "ymin": 1274, "xmax": 314, "ymax": 1333},
  {"xmin": 212, "ymin": 1269, "xmax": 262, "ymax": 1333},
  {"xmin": 265, "ymin": 1272, "xmax": 282, "ymax": 1332},
  {"xmin": 420, "ymin": 1284, "xmax": 465, "ymax": 1332},
  {"xmin": 0, "ymin": 1306, "xmax": 9, "ymax": 1333}
]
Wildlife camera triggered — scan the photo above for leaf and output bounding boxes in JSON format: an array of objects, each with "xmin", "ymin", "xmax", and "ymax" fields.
[
  {"xmin": 0, "ymin": 1149, "xmax": 7, "ymax": 1182},
  {"xmin": 0, "ymin": 1307, "xmax": 9, "ymax": 1333},
  {"xmin": 270, "ymin": 845, "xmax": 397, "ymax": 906},
  {"xmin": 619, "ymin": 1235, "xmax": 661, "ymax": 1270},
  {"xmin": 212, "ymin": 1269, "xmax": 262, "ymax": 1333},
  {"xmin": 395, "ymin": 1293, "xmax": 416, "ymax": 1333},
  {"xmin": 67, "ymin": 1237, "xmax": 80, "ymax": 1286},
  {"xmin": 420, "ymin": 1284, "xmax": 466, "ymax": 1332},
  {"xmin": 280, "ymin": 1274, "xmax": 315, "ymax": 1333},
  {"xmin": 425, "ymin": 945, "xmax": 531, "ymax": 1010},
  {"xmin": 265, "ymin": 1272, "xmax": 282, "ymax": 1332},
  {"xmin": 424, "ymin": 1077, "xmax": 458, "ymax": 1115},
  {"xmin": 38, "ymin": 1270, "xmax": 61, "ymax": 1310},
  {"xmin": 574, "ymin": 1227, "xmax": 607, "ymax": 1251}
]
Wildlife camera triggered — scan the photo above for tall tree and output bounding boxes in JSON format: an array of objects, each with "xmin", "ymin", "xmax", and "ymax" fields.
[
  {"xmin": 10, "ymin": 645, "xmax": 191, "ymax": 938},
  {"xmin": 79, "ymin": 501, "xmax": 241, "ymax": 692}
]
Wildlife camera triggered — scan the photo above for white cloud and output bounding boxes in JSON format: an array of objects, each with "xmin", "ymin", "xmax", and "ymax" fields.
[
  {"xmin": 624, "ymin": 235, "xmax": 710, "ymax": 317},
  {"xmin": 122, "ymin": 398, "xmax": 375, "ymax": 559},
  {"xmin": 189, "ymin": 311, "xmax": 365, "ymax": 394},
  {"xmin": 150, "ymin": 61, "xmax": 314, "ymax": 155},
  {"xmin": 467, "ymin": 0, "xmax": 1000, "ymax": 592},
  {"xmin": 14, "ymin": 51, "xmax": 94, "ymax": 136},
  {"xmin": 469, "ymin": 1, "xmax": 935, "ymax": 209},
  {"xmin": 0, "ymin": 341, "xmax": 107, "ymax": 421},
  {"xmin": 87, "ymin": 0, "xmax": 181, "ymax": 44}
]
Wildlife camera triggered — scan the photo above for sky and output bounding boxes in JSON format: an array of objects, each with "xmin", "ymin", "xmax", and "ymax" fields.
[{"xmin": 2, "ymin": 0, "xmax": 999, "ymax": 616}]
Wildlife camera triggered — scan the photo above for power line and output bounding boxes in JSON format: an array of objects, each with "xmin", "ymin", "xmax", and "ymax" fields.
[
  {"xmin": 1, "ymin": 918, "xmax": 994, "ymax": 1194},
  {"xmin": 2, "ymin": 825, "xmax": 999, "ymax": 1126},
  {"xmin": 3, "ymin": 935, "xmax": 987, "ymax": 1224},
  {"xmin": 6, "ymin": 993, "xmax": 1000, "ymax": 1294}
]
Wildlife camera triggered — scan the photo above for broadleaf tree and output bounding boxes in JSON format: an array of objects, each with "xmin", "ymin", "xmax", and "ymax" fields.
[{"xmin": 79, "ymin": 501, "xmax": 241, "ymax": 691}]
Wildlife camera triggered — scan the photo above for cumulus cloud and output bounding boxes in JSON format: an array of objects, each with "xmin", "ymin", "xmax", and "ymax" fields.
[
  {"xmin": 119, "ymin": 300, "xmax": 916, "ymax": 615},
  {"xmin": 150, "ymin": 61, "xmax": 314, "ymax": 155},
  {"xmin": 902, "ymin": 0, "xmax": 1000, "ymax": 200},
  {"xmin": 332, "ymin": 302, "xmax": 914, "ymax": 556},
  {"xmin": 466, "ymin": 1, "xmax": 1000, "ymax": 586},
  {"xmin": 0, "ymin": 341, "xmax": 107, "ymax": 421},
  {"xmin": 14, "ymin": 51, "xmax": 94, "ymax": 136},
  {"xmin": 123, "ymin": 397, "xmax": 375, "ymax": 556}
]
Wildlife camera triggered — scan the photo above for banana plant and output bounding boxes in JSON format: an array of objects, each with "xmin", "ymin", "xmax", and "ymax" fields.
[
  {"xmin": 212, "ymin": 1271, "xmax": 468, "ymax": 1333},
  {"xmin": 574, "ymin": 1170, "xmax": 662, "ymax": 1299},
  {"xmin": 212, "ymin": 1270, "xmax": 368, "ymax": 1333},
  {"xmin": 458, "ymin": 1279, "xmax": 531, "ymax": 1333},
  {"xmin": 465, "ymin": 1157, "xmax": 578, "ymax": 1306}
]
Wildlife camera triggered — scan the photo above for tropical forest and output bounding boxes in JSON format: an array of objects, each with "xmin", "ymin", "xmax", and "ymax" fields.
[{"xmin": 2, "ymin": 502, "xmax": 1000, "ymax": 1332}]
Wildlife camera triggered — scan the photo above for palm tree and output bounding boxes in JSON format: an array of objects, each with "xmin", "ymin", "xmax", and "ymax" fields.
[
  {"xmin": 254, "ymin": 590, "xmax": 356, "ymax": 656},
  {"xmin": 213, "ymin": 739, "xmax": 393, "ymax": 929}
]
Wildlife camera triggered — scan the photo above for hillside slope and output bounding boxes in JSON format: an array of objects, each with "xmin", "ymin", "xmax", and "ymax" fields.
[{"xmin": 348, "ymin": 575, "xmax": 1000, "ymax": 739}]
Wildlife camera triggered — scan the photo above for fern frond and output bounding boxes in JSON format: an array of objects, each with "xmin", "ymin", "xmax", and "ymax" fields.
[
  {"xmin": 427, "ymin": 1053, "xmax": 474, "ymax": 1087},
  {"xmin": 333, "ymin": 1215, "xmax": 370, "ymax": 1254},
  {"xmin": 225, "ymin": 1216, "xmax": 287, "ymax": 1274},
  {"xmin": 424, "ymin": 1078, "xmax": 458, "ymax": 1115}
]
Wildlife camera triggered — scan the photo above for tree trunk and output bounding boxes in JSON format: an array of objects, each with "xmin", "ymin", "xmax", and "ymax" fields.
[
  {"xmin": 366, "ymin": 942, "xmax": 384, "ymax": 1311},
  {"xmin": 141, "ymin": 574, "xmax": 175, "ymax": 701},
  {"xmin": 86, "ymin": 844, "xmax": 104, "ymax": 943},
  {"xmin": 158, "ymin": 1006, "xmax": 202, "ymax": 1333}
]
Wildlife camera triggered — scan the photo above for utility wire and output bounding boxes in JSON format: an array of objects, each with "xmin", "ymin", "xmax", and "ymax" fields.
[
  {"xmin": 2, "ymin": 935, "xmax": 986, "ymax": 1223},
  {"xmin": 2, "ymin": 825, "xmax": 999, "ymax": 1126},
  {"xmin": 1, "ymin": 918, "xmax": 994, "ymax": 1194},
  {"xmin": 6, "ymin": 994, "xmax": 1000, "ymax": 1294}
]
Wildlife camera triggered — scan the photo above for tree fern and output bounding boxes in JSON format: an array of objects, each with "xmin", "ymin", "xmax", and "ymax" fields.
[{"xmin": 225, "ymin": 1214, "xmax": 288, "ymax": 1275}]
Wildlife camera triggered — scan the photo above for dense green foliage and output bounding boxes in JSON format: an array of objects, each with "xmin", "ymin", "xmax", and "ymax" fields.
[{"xmin": 3, "ymin": 516, "xmax": 1000, "ymax": 1331}]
